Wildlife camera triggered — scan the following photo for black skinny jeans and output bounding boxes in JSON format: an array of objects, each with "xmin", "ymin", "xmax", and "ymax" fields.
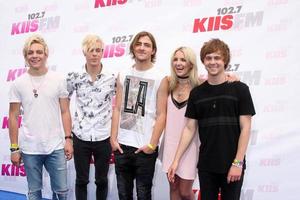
[
  {"xmin": 73, "ymin": 134, "xmax": 111, "ymax": 200},
  {"xmin": 198, "ymin": 170, "xmax": 245, "ymax": 200},
  {"xmin": 114, "ymin": 144, "xmax": 158, "ymax": 200}
]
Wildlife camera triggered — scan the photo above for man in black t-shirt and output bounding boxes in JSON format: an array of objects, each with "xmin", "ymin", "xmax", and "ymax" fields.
[{"xmin": 168, "ymin": 38, "xmax": 255, "ymax": 200}]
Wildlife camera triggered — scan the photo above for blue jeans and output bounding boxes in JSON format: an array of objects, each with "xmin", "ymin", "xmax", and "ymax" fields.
[
  {"xmin": 22, "ymin": 149, "xmax": 68, "ymax": 200},
  {"xmin": 114, "ymin": 144, "xmax": 158, "ymax": 200}
]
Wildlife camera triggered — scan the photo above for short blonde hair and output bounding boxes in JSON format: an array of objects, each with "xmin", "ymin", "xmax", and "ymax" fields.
[
  {"xmin": 169, "ymin": 47, "xmax": 199, "ymax": 92},
  {"xmin": 23, "ymin": 34, "xmax": 49, "ymax": 58},
  {"xmin": 82, "ymin": 34, "xmax": 104, "ymax": 54}
]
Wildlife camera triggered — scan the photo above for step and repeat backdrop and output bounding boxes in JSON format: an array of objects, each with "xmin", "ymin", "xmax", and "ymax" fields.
[{"xmin": 0, "ymin": 0, "xmax": 299, "ymax": 199}]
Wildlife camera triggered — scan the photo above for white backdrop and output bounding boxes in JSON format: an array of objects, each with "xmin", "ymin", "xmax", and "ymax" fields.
[{"xmin": 1, "ymin": 0, "xmax": 299, "ymax": 199}]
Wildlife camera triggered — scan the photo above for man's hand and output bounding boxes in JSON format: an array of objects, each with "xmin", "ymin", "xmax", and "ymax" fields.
[
  {"xmin": 227, "ymin": 165, "xmax": 242, "ymax": 183},
  {"xmin": 135, "ymin": 144, "xmax": 155, "ymax": 154},
  {"xmin": 226, "ymin": 73, "xmax": 240, "ymax": 82},
  {"xmin": 64, "ymin": 139, "xmax": 73, "ymax": 160},
  {"xmin": 11, "ymin": 151, "xmax": 22, "ymax": 166},
  {"xmin": 110, "ymin": 138, "xmax": 123, "ymax": 154}
]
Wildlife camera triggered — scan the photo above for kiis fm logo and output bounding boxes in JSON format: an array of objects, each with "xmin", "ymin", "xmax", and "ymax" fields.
[
  {"xmin": 6, "ymin": 67, "xmax": 27, "ymax": 82},
  {"xmin": 193, "ymin": 5, "xmax": 264, "ymax": 32},
  {"xmin": 1, "ymin": 164, "xmax": 26, "ymax": 176},
  {"xmin": 258, "ymin": 185, "xmax": 279, "ymax": 193},
  {"xmin": 6, "ymin": 66, "xmax": 56, "ymax": 82},
  {"xmin": 226, "ymin": 64, "xmax": 262, "ymax": 86},
  {"xmin": 72, "ymin": 34, "xmax": 132, "ymax": 58},
  {"xmin": 2, "ymin": 115, "xmax": 22, "ymax": 129},
  {"xmin": 260, "ymin": 157, "xmax": 281, "ymax": 166},
  {"xmin": 103, "ymin": 34, "xmax": 133, "ymax": 58},
  {"xmin": 94, "ymin": 0, "xmax": 127, "ymax": 8},
  {"xmin": 103, "ymin": 43, "xmax": 128, "ymax": 58},
  {"xmin": 11, "ymin": 11, "xmax": 60, "ymax": 35}
]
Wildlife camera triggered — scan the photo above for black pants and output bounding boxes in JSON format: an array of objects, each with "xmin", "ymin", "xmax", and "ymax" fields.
[
  {"xmin": 198, "ymin": 170, "xmax": 244, "ymax": 200},
  {"xmin": 73, "ymin": 134, "xmax": 111, "ymax": 200},
  {"xmin": 114, "ymin": 144, "xmax": 158, "ymax": 200}
]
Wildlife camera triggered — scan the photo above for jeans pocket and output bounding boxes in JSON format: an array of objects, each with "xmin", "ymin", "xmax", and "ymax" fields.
[
  {"xmin": 140, "ymin": 150, "xmax": 158, "ymax": 158},
  {"xmin": 113, "ymin": 149, "xmax": 120, "ymax": 155}
]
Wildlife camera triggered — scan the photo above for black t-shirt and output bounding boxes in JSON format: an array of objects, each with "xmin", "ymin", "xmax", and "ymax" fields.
[{"xmin": 185, "ymin": 81, "xmax": 255, "ymax": 173}]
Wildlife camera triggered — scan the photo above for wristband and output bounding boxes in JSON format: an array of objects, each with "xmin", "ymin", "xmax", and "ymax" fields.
[
  {"xmin": 11, "ymin": 149, "xmax": 20, "ymax": 154},
  {"xmin": 65, "ymin": 135, "xmax": 73, "ymax": 140},
  {"xmin": 10, "ymin": 143, "xmax": 19, "ymax": 148},
  {"xmin": 10, "ymin": 147, "xmax": 20, "ymax": 152},
  {"xmin": 147, "ymin": 143, "xmax": 156, "ymax": 151},
  {"xmin": 232, "ymin": 159, "xmax": 243, "ymax": 168}
]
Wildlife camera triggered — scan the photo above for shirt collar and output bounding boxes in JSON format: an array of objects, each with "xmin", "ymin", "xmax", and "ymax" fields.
[{"xmin": 81, "ymin": 63, "xmax": 104, "ymax": 80}]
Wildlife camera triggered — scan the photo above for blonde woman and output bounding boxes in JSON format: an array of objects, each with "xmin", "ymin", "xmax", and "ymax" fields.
[
  {"xmin": 161, "ymin": 46, "xmax": 238, "ymax": 200},
  {"xmin": 161, "ymin": 47, "xmax": 200, "ymax": 200}
]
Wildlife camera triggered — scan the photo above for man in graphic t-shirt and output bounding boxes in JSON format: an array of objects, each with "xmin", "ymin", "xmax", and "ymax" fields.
[{"xmin": 110, "ymin": 31, "xmax": 168, "ymax": 200}]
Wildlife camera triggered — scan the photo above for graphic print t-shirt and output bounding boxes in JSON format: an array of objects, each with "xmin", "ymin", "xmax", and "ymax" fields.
[{"xmin": 118, "ymin": 66, "xmax": 163, "ymax": 148}]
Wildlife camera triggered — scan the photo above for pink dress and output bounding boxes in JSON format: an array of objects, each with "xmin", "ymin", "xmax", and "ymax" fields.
[{"xmin": 161, "ymin": 95, "xmax": 200, "ymax": 180}]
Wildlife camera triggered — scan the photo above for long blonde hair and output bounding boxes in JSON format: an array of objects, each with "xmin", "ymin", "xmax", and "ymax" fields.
[{"xmin": 169, "ymin": 47, "xmax": 199, "ymax": 92}]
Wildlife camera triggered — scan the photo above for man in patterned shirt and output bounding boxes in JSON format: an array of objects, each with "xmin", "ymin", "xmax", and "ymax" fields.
[{"xmin": 66, "ymin": 34, "xmax": 116, "ymax": 200}]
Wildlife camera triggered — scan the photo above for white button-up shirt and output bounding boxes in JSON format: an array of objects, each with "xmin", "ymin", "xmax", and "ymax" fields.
[{"xmin": 67, "ymin": 66, "xmax": 117, "ymax": 141}]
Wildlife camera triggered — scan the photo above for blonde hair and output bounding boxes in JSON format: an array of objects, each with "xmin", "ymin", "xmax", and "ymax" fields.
[
  {"xmin": 23, "ymin": 34, "xmax": 49, "ymax": 59},
  {"xmin": 82, "ymin": 34, "xmax": 104, "ymax": 54},
  {"xmin": 169, "ymin": 47, "xmax": 199, "ymax": 92}
]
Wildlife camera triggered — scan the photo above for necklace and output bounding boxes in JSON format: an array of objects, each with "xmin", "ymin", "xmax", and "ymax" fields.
[
  {"xmin": 176, "ymin": 75, "xmax": 189, "ymax": 79},
  {"xmin": 176, "ymin": 80, "xmax": 191, "ymax": 99},
  {"xmin": 30, "ymin": 74, "xmax": 46, "ymax": 98}
]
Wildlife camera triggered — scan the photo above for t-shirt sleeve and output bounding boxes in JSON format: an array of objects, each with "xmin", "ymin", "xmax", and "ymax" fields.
[
  {"xmin": 238, "ymin": 84, "xmax": 256, "ymax": 116},
  {"xmin": 58, "ymin": 75, "xmax": 69, "ymax": 99},
  {"xmin": 185, "ymin": 88, "xmax": 198, "ymax": 119},
  {"xmin": 113, "ymin": 73, "xmax": 118, "ymax": 96},
  {"xmin": 8, "ymin": 82, "xmax": 21, "ymax": 103},
  {"xmin": 66, "ymin": 72, "xmax": 76, "ymax": 98}
]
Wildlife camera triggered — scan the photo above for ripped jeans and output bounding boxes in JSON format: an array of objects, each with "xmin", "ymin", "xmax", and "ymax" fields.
[{"xmin": 22, "ymin": 149, "xmax": 68, "ymax": 200}]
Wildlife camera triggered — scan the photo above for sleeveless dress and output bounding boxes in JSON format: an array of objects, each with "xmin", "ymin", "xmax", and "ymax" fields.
[{"xmin": 161, "ymin": 94, "xmax": 200, "ymax": 180}]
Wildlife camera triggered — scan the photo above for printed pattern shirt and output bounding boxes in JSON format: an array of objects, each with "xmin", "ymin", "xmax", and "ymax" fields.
[{"xmin": 67, "ymin": 66, "xmax": 117, "ymax": 141}]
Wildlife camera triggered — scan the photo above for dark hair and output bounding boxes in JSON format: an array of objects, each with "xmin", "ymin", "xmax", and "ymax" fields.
[
  {"xmin": 129, "ymin": 31, "xmax": 157, "ymax": 63},
  {"xmin": 200, "ymin": 38, "xmax": 230, "ymax": 69}
]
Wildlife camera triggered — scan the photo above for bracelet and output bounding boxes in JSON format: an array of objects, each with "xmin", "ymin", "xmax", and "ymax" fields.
[
  {"xmin": 65, "ymin": 135, "xmax": 73, "ymax": 140},
  {"xmin": 232, "ymin": 159, "xmax": 243, "ymax": 168},
  {"xmin": 147, "ymin": 143, "xmax": 156, "ymax": 151},
  {"xmin": 10, "ymin": 147, "xmax": 20, "ymax": 152},
  {"xmin": 11, "ymin": 150, "xmax": 20, "ymax": 154},
  {"xmin": 10, "ymin": 143, "xmax": 19, "ymax": 148}
]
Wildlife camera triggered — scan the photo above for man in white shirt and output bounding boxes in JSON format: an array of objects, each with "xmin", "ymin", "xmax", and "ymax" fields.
[
  {"xmin": 110, "ymin": 31, "xmax": 168, "ymax": 200},
  {"xmin": 66, "ymin": 34, "xmax": 116, "ymax": 200},
  {"xmin": 9, "ymin": 34, "xmax": 73, "ymax": 200}
]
